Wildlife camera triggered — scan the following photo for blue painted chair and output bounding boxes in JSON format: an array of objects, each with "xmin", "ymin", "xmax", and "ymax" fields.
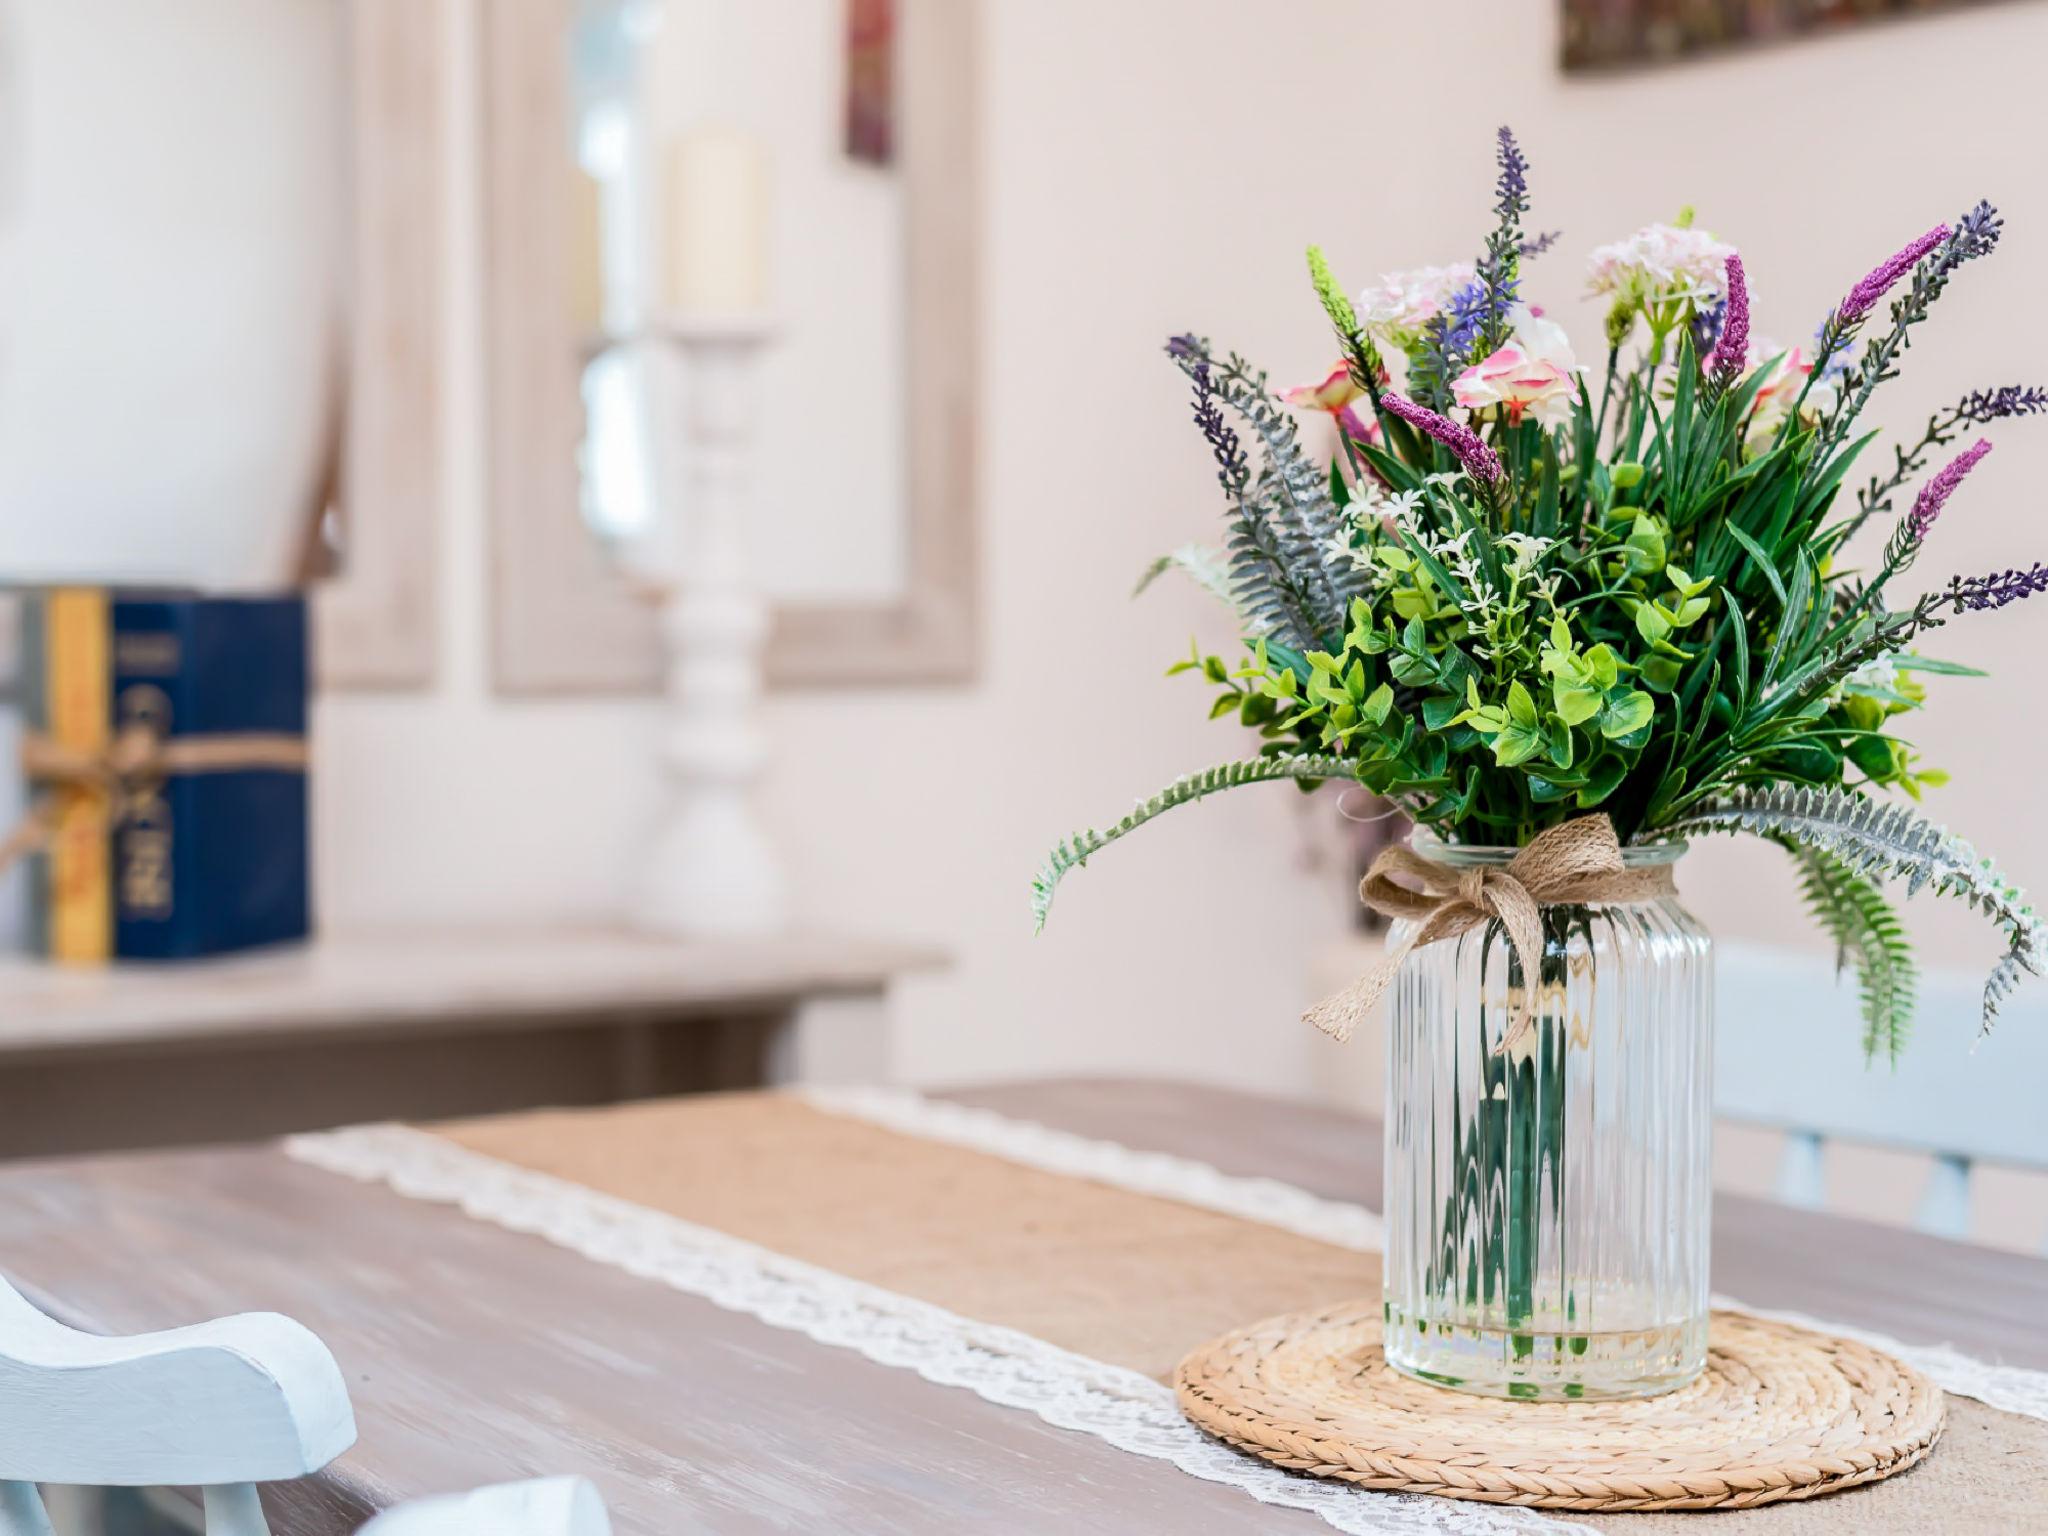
[
  {"xmin": 1715, "ymin": 940, "xmax": 2048, "ymax": 1245},
  {"xmin": 0, "ymin": 1271, "xmax": 607, "ymax": 1536}
]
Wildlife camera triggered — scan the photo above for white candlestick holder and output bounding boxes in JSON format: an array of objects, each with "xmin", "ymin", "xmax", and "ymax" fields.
[{"xmin": 635, "ymin": 312, "xmax": 785, "ymax": 937}]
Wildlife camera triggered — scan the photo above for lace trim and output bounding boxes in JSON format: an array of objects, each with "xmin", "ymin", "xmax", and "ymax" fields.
[
  {"xmin": 287, "ymin": 1125, "xmax": 1585, "ymax": 1536},
  {"xmin": 801, "ymin": 1086, "xmax": 2048, "ymax": 1426}
]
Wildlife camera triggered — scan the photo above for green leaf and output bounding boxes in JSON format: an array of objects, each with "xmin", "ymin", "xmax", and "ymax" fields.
[
  {"xmin": 1546, "ymin": 718, "xmax": 1576, "ymax": 770},
  {"xmin": 1553, "ymin": 683, "xmax": 1603, "ymax": 728},
  {"xmin": 1422, "ymin": 694, "xmax": 1464, "ymax": 731},
  {"xmin": 1031, "ymin": 755, "xmax": 1358, "ymax": 929},
  {"xmin": 1641, "ymin": 653, "xmax": 1682, "ymax": 692},
  {"xmin": 1623, "ymin": 516, "xmax": 1666, "ymax": 575},
  {"xmin": 1575, "ymin": 755, "xmax": 1627, "ymax": 808},
  {"xmin": 1724, "ymin": 524, "xmax": 1788, "ymax": 607},
  {"xmin": 1584, "ymin": 644, "xmax": 1620, "ymax": 690},
  {"xmin": 1599, "ymin": 689, "xmax": 1655, "ymax": 739},
  {"xmin": 1777, "ymin": 838, "xmax": 1919, "ymax": 1064},
  {"xmin": 1892, "ymin": 655, "xmax": 1986, "ymax": 678},
  {"xmin": 1494, "ymin": 725, "xmax": 1546, "ymax": 768},
  {"xmin": 1363, "ymin": 681, "xmax": 1394, "ymax": 725},
  {"xmin": 1507, "ymin": 681, "xmax": 1539, "ymax": 727}
]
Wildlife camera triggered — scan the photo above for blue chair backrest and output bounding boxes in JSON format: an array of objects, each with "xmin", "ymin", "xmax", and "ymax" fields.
[{"xmin": 1714, "ymin": 941, "xmax": 2048, "ymax": 1245}]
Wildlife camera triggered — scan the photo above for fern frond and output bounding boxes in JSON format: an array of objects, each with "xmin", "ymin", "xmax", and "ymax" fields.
[
  {"xmin": 1134, "ymin": 543, "xmax": 1262, "ymax": 633},
  {"xmin": 1776, "ymin": 837, "xmax": 1919, "ymax": 1063},
  {"xmin": 1032, "ymin": 755, "xmax": 1356, "ymax": 930},
  {"xmin": 1658, "ymin": 785, "xmax": 2047, "ymax": 1038}
]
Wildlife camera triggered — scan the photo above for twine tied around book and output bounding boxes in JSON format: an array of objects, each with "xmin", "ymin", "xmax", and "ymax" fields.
[
  {"xmin": 0, "ymin": 723, "xmax": 310, "ymax": 875},
  {"xmin": 1303, "ymin": 814, "xmax": 1676, "ymax": 1053}
]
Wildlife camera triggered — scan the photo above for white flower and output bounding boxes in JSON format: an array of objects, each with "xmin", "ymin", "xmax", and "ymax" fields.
[
  {"xmin": 1497, "ymin": 531, "xmax": 1556, "ymax": 577},
  {"xmin": 1384, "ymin": 487, "xmax": 1425, "ymax": 522},
  {"xmin": 1586, "ymin": 223, "xmax": 1736, "ymax": 310},
  {"xmin": 1844, "ymin": 653, "xmax": 1900, "ymax": 693},
  {"xmin": 1356, "ymin": 263, "xmax": 1477, "ymax": 350}
]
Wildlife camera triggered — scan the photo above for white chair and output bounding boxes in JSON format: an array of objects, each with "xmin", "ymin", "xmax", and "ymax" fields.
[
  {"xmin": 0, "ymin": 1272, "xmax": 607, "ymax": 1536},
  {"xmin": 1716, "ymin": 940, "xmax": 2048, "ymax": 1245},
  {"xmin": 358, "ymin": 1479, "xmax": 609, "ymax": 1536}
]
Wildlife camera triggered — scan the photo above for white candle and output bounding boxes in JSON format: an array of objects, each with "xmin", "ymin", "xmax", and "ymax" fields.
[{"xmin": 663, "ymin": 127, "xmax": 769, "ymax": 315}]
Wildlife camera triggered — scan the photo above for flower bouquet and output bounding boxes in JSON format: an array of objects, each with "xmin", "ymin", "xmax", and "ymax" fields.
[{"xmin": 1033, "ymin": 128, "xmax": 2047, "ymax": 1400}]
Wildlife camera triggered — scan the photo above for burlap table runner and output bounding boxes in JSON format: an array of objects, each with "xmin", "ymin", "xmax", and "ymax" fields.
[{"xmin": 430, "ymin": 1094, "xmax": 2048, "ymax": 1533}]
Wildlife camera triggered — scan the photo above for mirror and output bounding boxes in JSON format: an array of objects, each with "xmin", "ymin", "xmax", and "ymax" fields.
[
  {"xmin": 485, "ymin": 0, "xmax": 977, "ymax": 691},
  {"xmin": 0, "ymin": 0, "xmax": 443, "ymax": 687}
]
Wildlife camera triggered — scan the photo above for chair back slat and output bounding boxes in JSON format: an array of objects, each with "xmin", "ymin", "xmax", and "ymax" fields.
[
  {"xmin": 1774, "ymin": 1129, "xmax": 1827, "ymax": 1209},
  {"xmin": 1716, "ymin": 942, "xmax": 2048, "ymax": 1169}
]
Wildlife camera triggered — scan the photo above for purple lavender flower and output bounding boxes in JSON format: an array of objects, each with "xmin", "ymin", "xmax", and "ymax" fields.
[
  {"xmin": 1949, "ymin": 200, "xmax": 2004, "ymax": 264},
  {"xmin": 1440, "ymin": 279, "xmax": 1496, "ymax": 361},
  {"xmin": 1838, "ymin": 224, "xmax": 1952, "ymax": 324},
  {"xmin": 1494, "ymin": 127, "xmax": 1529, "ymax": 219},
  {"xmin": 1956, "ymin": 384, "xmax": 2048, "ymax": 424},
  {"xmin": 1710, "ymin": 252, "xmax": 1750, "ymax": 381},
  {"xmin": 1519, "ymin": 229, "xmax": 1562, "ymax": 259},
  {"xmin": 1379, "ymin": 391, "xmax": 1505, "ymax": 485},
  {"xmin": 1690, "ymin": 297, "xmax": 1726, "ymax": 361},
  {"xmin": 1908, "ymin": 438, "xmax": 1993, "ymax": 542},
  {"xmin": 1950, "ymin": 562, "xmax": 2048, "ymax": 612},
  {"xmin": 1164, "ymin": 334, "xmax": 1201, "ymax": 361}
]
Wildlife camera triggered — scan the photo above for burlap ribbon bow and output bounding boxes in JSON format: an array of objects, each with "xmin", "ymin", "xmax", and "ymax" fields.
[
  {"xmin": 1304, "ymin": 814, "xmax": 1675, "ymax": 1052},
  {"xmin": 0, "ymin": 723, "xmax": 309, "ymax": 874}
]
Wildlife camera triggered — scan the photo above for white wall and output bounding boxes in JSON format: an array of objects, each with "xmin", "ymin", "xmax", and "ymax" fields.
[{"xmin": 317, "ymin": 0, "xmax": 2048, "ymax": 1102}]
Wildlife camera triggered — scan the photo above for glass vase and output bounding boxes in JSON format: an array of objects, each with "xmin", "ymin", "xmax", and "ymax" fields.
[{"xmin": 1380, "ymin": 839, "xmax": 1712, "ymax": 1401}]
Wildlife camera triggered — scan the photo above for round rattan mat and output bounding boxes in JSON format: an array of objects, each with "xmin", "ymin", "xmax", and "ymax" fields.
[{"xmin": 1175, "ymin": 1303, "xmax": 1944, "ymax": 1512}]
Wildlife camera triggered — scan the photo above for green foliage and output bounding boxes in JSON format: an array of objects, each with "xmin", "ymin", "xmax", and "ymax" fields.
[
  {"xmin": 1133, "ymin": 544, "xmax": 1254, "ymax": 631},
  {"xmin": 1031, "ymin": 755, "xmax": 1357, "ymax": 930},
  {"xmin": 1778, "ymin": 838, "xmax": 1918, "ymax": 1063},
  {"xmin": 1041, "ymin": 153, "xmax": 2039, "ymax": 1047},
  {"xmin": 1662, "ymin": 786, "xmax": 2046, "ymax": 1037}
]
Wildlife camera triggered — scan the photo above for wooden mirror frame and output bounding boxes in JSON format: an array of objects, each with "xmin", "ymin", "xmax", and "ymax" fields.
[
  {"xmin": 317, "ymin": 0, "xmax": 444, "ymax": 689},
  {"xmin": 481, "ymin": 0, "xmax": 978, "ymax": 692}
]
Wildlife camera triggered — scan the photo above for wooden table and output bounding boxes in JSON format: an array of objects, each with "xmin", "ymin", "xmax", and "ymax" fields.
[
  {"xmin": 0, "ymin": 927, "xmax": 941, "ymax": 1158},
  {"xmin": 1, "ymin": 1078, "xmax": 2043, "ymax": 1533}
]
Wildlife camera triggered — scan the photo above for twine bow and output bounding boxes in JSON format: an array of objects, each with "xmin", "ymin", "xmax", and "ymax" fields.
[
  {"xmin": 0, "ymin": 723, "xmax": 309, "ymax": 875},
  {"xmin": 1304, "ymin": 814, "xmax": 1675, "ymax": 1053}
]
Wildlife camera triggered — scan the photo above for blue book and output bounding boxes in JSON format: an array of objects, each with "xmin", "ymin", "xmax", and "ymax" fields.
[{"xmin": 109, "ymin": 595, "xmax": 311, "ymax": 958}]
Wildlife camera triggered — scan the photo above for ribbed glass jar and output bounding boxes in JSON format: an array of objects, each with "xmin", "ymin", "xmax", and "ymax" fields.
[{"xmin": 1381, "ymin": 838, "xmax": 1712, "ymax": 1401}]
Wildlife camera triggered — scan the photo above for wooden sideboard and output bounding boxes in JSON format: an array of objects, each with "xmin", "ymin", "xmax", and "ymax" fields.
[{"xmin": 0, "ymin": 927, "xmax": 941, "ymax": 1159}]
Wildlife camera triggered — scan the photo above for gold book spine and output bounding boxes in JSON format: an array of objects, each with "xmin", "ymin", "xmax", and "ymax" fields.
[{"xmin": 43, "ymin": 589, "xmax": 111, "ymax": 964}]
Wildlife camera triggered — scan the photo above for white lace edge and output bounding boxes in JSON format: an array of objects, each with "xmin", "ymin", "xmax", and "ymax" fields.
[
  {"xmin": 799, "ymin": 1085, "xmax": 2048, "ymax": 1426},
  {"xmin": 286, "ymin": 1124, "xmax": 1588, "ymax": 1536}
]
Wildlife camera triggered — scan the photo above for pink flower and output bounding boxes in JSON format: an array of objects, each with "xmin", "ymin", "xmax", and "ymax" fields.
[
  {"xmin": 1450, "ymin": 307, "xmax": 1583, "ymax": 429},
  {"xmin": 1281, "ymin": 363, "xmax": 1381, "ymax": 445},
  {"xmin": 1736, "ymin": 340, "xmax": 1840, "ymax": 448}
]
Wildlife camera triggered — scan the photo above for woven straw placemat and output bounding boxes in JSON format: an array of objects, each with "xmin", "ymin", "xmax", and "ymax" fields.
[{"xmin": 1176, "ymin": 1302, "xmax": 1945, "ymax": 1512}]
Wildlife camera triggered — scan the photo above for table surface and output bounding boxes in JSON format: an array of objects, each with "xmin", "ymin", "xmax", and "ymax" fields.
[
  {"xmin": 2, "ymin": 1077, "xmax": 2043, "ymax": 1535},
  {"xmin": 0, "ymin": 927, "xmax": 943, "ymax": 1059}
]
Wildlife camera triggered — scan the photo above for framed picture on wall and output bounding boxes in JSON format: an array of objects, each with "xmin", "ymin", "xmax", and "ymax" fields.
[{"xmin": 1561, "ymin": 0, "xmax": 2008, "ymax": 71}]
